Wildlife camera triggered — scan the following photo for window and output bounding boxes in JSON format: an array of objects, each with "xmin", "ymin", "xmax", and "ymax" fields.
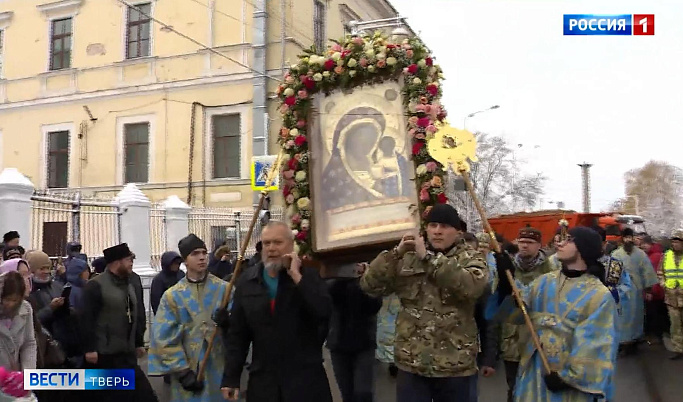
[
  {"xmin": 47, "ymin": 130, "xmax": 69, "ymax": 188},
  {"xmin": 212, "ymin": 114, "xmax": 241, "ymax": 179},
  {"xmin": 313, "ymin": 1, "xmax": 326, "ymax": 51},
  {"xmin": 126, "ymin": 3, "xmax": 151, "ymax": 59},
  {"xmin": 124, "ymin": 122, "xmax": 149, "ymax": 183},
  {"xmin": 50, "ymin": 18, "xmax": 72, "ymax": 70}
]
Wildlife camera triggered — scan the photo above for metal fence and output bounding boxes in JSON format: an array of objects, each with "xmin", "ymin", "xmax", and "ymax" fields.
[
  {"xmin": 30, "ymin": 190, "xmax": 121, "ymax": 259},
  {"xmin": 188, "ymin": 206, "xmax": 284, "ymax": 260},
  {"xmin": 149, "ymin": 203, "xmax": 167, "ymax": 270}
]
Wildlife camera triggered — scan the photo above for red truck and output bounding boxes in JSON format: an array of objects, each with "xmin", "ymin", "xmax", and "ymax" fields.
[{"xmin": 488, "ymin": 210, "xmax": 646, "ymax": 245}]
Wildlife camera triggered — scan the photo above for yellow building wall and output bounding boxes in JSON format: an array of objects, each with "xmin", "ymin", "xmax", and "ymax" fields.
[{"xmin": 0, "ymin": 0, "xmax": 401, "ymax": 207}]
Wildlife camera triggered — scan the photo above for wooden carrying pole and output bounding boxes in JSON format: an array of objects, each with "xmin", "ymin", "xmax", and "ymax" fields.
[
  {"xmin": 459, "ymin": 167, "xmax": 552, "ymax": 374},
  {"xmin": 197, "ymin": 151, "xmax": 284, "ymax": 382}
]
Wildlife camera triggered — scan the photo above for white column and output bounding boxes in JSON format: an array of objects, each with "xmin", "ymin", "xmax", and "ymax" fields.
[
  {"xmin": 115, "ymin": 183, "xmax": 155, "ymax": 277},
  {"xmin": 0, "ymin": 168, "xmax": 35, "ymax": 247},
  {"xmin": 163, "ymin": 195, "xmax": 191, "ymax": 253}
]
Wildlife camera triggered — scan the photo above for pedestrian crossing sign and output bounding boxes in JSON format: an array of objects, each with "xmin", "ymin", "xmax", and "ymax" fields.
[{"xmin": 251, "ymin": 155, "xmax": 279, "ymax": 191}]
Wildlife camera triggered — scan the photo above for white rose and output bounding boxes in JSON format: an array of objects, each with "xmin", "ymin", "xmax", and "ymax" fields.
[
  {"xmin": 283, "ymin": 88, "xmax": 294, "ymax": 97},
  {"xmin": 317, "ymin": 57, "xmax": 327, "ymax": 66},
  {"xmin": 413, "ymin": 77, "xmax": 422, "ymax": 85},
  {"xmin": 377, "ymin": 52, "xmax": 386, "ymax": 60},
  {"xmin": 309, "ymin": 55, "xmax": 319, "ymax": 64},
  {"xmin": 418, "ymin": 59, "xmax": 427, "ymax": 68},
  {"xmin": 322, "ymin": 71, "xmax": 331, "ymax": 78},
  {"xmin": 416, "ymin": 164, "xmax": 428, "ymax": 175},
  {"xmin": 297, "ymin": 197, "xmax": 311, "ymax": 210},
  {"xmin": 292, "ymin": 229, "xmax": 299, "ymax": 236},
  {"xmin": 386, "ymin": 57, "xmax": 397, "ymax": 66},
  {"xmin": 430, "ymin": 67, "xmax": 437, "ymax": 75},
  {"xmin": 332, "ymin": 52, "xmax": 342, "ymax": 61},
  {"xmin": 313, "ymin": 73, "xmax": 323, "ymax": 81},
  {"xmin": 291, "ymin": 189, "xmax": 300, "ymax": 199},
  {"xmin": 301, "ymin": 219, "xmax": 311, "ymax": 231},
  {"xmin": 281, "ymin": 153, "xmax": 291, "ymax": 163},
  {"xmin": 365, "ymin": 49, "xmax": 375, "ymax": 58},
  {"xmin": 293, "ymin": 243, "xmax": 300, "ymax": 254},
  {"xmin": 295, "ymin": 171, "xmax": 307, "ymax": 182},
  {"xmin": 290, "ymin": 128, "xmax": 299, "ymax": 137},
  {"xmin": 368, "ymin": 65, "xmax": 376, "ymax": 73},
  {"xmin": 349, "ymin": 70, "xmax": 357, "ymax": 77},
  {"xmin": 347, "ymin": 58, "xmax": 358, "ymax": 68},
  {"xmin": 438, "ymin": 72, "xmax": 445, "ymax": 79},
  {"xmin": 379, "ymin": 46, "xmax": 387, "ymax": 54}
]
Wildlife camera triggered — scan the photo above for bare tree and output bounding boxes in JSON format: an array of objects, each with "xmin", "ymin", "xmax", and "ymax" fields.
[
  {"xmin": 446, "ymin": 132, "xmax": 547, "ymax": 230},
  {"xmin": 618, "ymin": 161, "xmax": 683, "ymax": 235}
]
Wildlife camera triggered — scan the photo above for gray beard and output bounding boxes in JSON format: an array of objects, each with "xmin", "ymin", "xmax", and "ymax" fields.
[{"xmin": 264, "ymin": 262, "xmax": 282, "ymax": 275}]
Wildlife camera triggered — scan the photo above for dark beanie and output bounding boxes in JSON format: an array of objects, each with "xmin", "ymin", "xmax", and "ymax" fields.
[
  {"xmin": 568, "ymin": 226, "xmax": 603, "ymax": 265},
  {"xmin": 426, "ymin": 204, "xmax": 463, "ymax": 230},
  {"xmin": 622, "ymin": 227, "xmax": 634, "ymax": 238},
  {"xmin": 2, "ymin": 231, "xmax": 19, "ymax": 243},
  {"xmin": 178, "ymin": 234, "xmax": 207, "ymax": 259}
]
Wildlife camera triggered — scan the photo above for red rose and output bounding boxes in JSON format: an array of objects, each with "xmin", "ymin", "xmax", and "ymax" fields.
[
  {"xmin": 407, "ymin": 64, "xmax": 419, "ymax": 74},
  {"xmin": 285, "ymin": 96, "xmax": 296, "ymax": 106},
  {"xmin": 283, "ymin": 186, "xmax": 291, "ymax": 197},
  {"xmin": 303, "ymin": 76, "xmax": 316, "ymax": 90},
  {"xmin": 296, "ymin": 230, "xmax": 308, "ymax": 241},
  {"xmin": 425, "ymin": 57, "xmax": 433, "ymax": 66},
  {"xmin": 341, "ymin": 50, "xmax": 351, "ymax": 58},
  {"xmin": 437, "ymin": 192, "xmax": 448, "ymax": 204},
  {"xmin": 324, "ymin": 59, "xmax": 336, "ymax": 70},
  {"xmin": 294, "ymin": 136, "xmax": 307, "ymax": 146},
  {"xmin": 412, "ymin": 141, "xmax": 424, "ymax": 155},
  {"xmin": 288, "ymin": 158, "xmax": 298, "ymax": 170},
  {"xmin": 387, "ymin": 44, "xmax": 396, "ymax": 49},
  {"xmin": 417, "ymin": 117, "xmax": 431, "ymax": 128},
  {"xmin": 426, "ymin": 84, "xmax": 438, "ymax": 96}
]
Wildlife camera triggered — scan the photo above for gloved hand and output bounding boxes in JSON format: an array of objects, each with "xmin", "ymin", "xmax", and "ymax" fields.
[
  {"xmin": 179, "ymin": 369, "xmax": 204, "ymax": 393},
  {"xmin": 212, "ymin": 307, "xmax": 230, "ymax": 329},
  {"xmin": 544, "ymin": 371, "xmax": 571, "ymax": 393},
  {"xmin": 495, "ymin": 252, "xmax": 515, "ymax": 303}
]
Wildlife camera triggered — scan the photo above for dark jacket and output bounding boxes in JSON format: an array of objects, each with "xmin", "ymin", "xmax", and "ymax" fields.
[
  {"xmin": 150, "ymin": 251, "xmax": 185, "ymax": 314},
  {"xmin": 65, "ymin": 258, "xmax": 88, "ymax": 313},
  {"xmin": 209, "ymin": 239, "xmax": 233, "ymax": 280},
  {"xmin": 222, "ymin": 263, "xmax": 333, "ymax": 402},
  {"xmin": 325, "ymin": 277, "xmax": 382, "ymax": 353},
  {"xmin": 81, "ymin": 269, "xmax": 146, "ymax": 356},
  {"xmin": 475, "ymin": 283, "xmax": 499, "ymax": 368},
  {"xmin": 28, "ymin": 279, "xmax": 82, "ymax": 358}
]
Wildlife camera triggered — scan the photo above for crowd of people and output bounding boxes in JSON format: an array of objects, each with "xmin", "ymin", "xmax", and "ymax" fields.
[{"xmin": 0, "ymin": 210, "xmax": 681, "ymax": 402}]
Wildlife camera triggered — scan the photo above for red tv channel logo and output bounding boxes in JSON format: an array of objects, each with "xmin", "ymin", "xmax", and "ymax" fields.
[{"xmin": 633, "ymin": 14, "xmax": 655, "ymax": 35}]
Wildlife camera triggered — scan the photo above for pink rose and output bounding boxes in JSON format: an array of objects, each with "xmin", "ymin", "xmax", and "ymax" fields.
[
  {"xmin": 299, "ymin": 74, "xmax": 307, "ymax": 82},
  {"xmin": 402, "ymin": 44, "xmax": 412, "ymax": 50},
  {"xmin": 286, "ymin": 140, "xmax": 295, "ymax": 149},
  {"xmin": 353, "ymin": 37, "xmax": 364, "ymax": 46},
  {"xmin": 420, "ymin": 189, "xmax": 430, "ymax": 201},
  {"xmin": 360, "ymin": 58, "xmax": 368, "ymax": 67},
  {"xmin": 279, "ymin": 104, "xmax": 289, "ymax": 113},
  {"xmin": 415, "ymin": 133, "xmax": 426, "ymax": 140},
  {"xmin": 298, "ymin": 90, "xmax": 308, "ymax": 99},
  {"xmin": 291, "ymin": 213, "xmax": 302, "ymax": 224},
  {"xmin": 334, "ymin": 66, "xmax": 344, "ymax": 75},
  {"xmin": 297, "ymin": 120, "xmax": 306, "ymax": 128},
  {"xmin": 377, "ymin": 59, "xmax": 386, "ymax": 68},
  {"xmin": 286, "ymin": 194, "xmax": 295, "ymax": 204},
  {"xmin": 424, "ymin": 105, "xmax": 432, "ymax": 114},
  {"xmin": 283, "ymin": 170, "xmax": 295, "ymax": 179},
  {"xmin": 332, "ymin": 43, "xmax": 342, "ymax": 52},
  {"xmin": 408, "ymin": 116, "xmax": 419, "ymax": 127},
  {"xmin": 408, "ymin": 128, "xmax": 417, "ymax": 137},
  {"xmin": 406, "ymin": 49, "xmax": 414, "ymax": 58},
  {"xmin": 415, "ymin": 104, "xmax": 426, "ymax": 113},
  {"xmin": 426, "ymin": 125, "xmax": 437, "ymax": 134},
  {"xmin": 426, "ymin": 161, "xmax": 438, "ymax": 172}
]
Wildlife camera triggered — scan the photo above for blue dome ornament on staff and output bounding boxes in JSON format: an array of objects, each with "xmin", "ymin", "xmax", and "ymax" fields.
[
  {"xmin": 427, "ymin": 123, "xmax": 552, "ymax": 375},
  {"xmin": 196, "ymin": 150, "xmax": 285, "ymax": 382}
]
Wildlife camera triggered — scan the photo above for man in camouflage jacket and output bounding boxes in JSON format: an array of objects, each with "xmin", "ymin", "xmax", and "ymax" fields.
[
  {"xmin": 500, "ymin": 227, "xmax": 557, "ymax": 402},
  {"xmin": 361, "ymin": 204, "xmax": 487, "ymax": 402}
]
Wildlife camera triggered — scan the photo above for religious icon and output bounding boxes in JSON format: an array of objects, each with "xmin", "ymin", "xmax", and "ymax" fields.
[{"xmin": 308, "ymin": 82, "xmax": 419, "ymax": 253}]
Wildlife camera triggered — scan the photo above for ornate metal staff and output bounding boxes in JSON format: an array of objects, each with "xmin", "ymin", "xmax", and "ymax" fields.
[
  {"xmin": 427, "ymin": 124, "xmax": 552, "ymax": 374},
  {"xmin": 197, "ymin": 150, "xmax": 285, "ymax": 382}
]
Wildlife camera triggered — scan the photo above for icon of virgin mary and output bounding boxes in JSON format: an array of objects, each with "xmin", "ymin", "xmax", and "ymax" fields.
[{"xmin": 321, "ymin": 106, "xmax": 413, "ymax": 212}]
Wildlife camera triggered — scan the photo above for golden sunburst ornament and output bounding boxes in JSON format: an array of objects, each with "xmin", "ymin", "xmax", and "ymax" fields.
[{"xmin": 426, "ymin": 122, "xmax": 478, "ymax": 174}]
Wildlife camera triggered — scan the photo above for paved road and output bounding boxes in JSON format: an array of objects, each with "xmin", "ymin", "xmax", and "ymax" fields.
[{"xmin": 144, "ymin": 337, "xmax": 683, "ymax": 402}]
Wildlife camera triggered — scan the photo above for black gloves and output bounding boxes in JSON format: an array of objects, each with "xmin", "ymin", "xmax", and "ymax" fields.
[
  {"xmin": 544, "ymin": 371, "xmax": 571, "ymax": 393},
  {"xmin": 495, "ymin": 252, "xmax": 515, "ymax": 304},
  {"xmin": 212, "ymin": 307, "xmax": 230, "ymax": 330},
  {"xmin": 179, "ymin": 369, "xmax": 204, "ymax": 393}
]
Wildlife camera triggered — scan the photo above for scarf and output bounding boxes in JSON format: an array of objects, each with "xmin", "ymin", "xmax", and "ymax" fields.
[{"xmin": 515, "ymin": 249, "xmax": 547, "ymax": 272}]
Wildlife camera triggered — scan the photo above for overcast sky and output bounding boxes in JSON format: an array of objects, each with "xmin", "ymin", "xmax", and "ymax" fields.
[{"xmin": 390, "ymin": 0, "xmax": 683, "ymax": 212}]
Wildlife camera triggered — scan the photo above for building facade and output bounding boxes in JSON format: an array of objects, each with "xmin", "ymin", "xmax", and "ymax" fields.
[{"xmin": 0, "ymin": 0, "xmax": 409, "ymax": 206}]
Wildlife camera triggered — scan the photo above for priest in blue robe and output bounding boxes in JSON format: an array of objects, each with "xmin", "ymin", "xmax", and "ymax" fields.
[
  {"xmin": 494, "ymin": 226, "xmax": 618, "ymax": 402},
  {"xmin": 148, "ymin": 234, "xmax": 231, "ymax": 402}
]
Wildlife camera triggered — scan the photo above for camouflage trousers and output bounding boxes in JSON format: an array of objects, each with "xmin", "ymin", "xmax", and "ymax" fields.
[{"xmin": 669, "ymin": 306, "xmax": 683, "ymax": 353}]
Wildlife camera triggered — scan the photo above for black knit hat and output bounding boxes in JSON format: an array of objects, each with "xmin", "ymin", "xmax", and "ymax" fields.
[
  {"xmin": 178, "ymin": 234, "xmax": 207, "ymax": 259},
  {"xmin": 622, "ymin": 227, "xmax": 635, "ymax": 238},
  {"xmin": 103, "ymin": 243, "xmax": 133, "ymax": 264},
  {"xmin": 568, "ymin": 227, "xmax": 602, "ymax": 265},
  {"xmin": 426, "ymin": 204, "xmax": 463, "ymax": 230},
  {"xmin": 2, "ymin": 231, "xmax": 19, "ymax": 243}
]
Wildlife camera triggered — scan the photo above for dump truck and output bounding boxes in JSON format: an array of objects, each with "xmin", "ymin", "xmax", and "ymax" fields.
[{"xmin": 488, "ymin": 210, "xmax": 646, "ymax": 245}]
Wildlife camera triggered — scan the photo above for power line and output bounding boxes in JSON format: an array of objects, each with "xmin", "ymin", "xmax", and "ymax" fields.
[{"xmin": 114, "ymin": 0, "xmax": 282, "ymax": 83}]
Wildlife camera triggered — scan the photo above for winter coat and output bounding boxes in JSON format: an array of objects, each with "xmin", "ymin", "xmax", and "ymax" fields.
[
  {"xmin": 646, "ymin": 243, "xmax": 665, "ymax": 300},
  {"xmin": 65, "ymin": 258, "xmax": 88, "ymax": 313},
  {"xmin": 222, "ymin": 263, "xmax": 333, "ymax": 402},
  {"xmin": 325, "ymin": 277, "xmax": 382, "ymax": 353},
  {"xmin": 150, "ymin": 251, "xmax": 185, "ymax": 315},
  {"xmin": 208, "ymin": 240, "xmax": 233, "ymax": 280},
  {"xmin": 0, "ymin": 300, "xmax": 36, "ymax": 371}
]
